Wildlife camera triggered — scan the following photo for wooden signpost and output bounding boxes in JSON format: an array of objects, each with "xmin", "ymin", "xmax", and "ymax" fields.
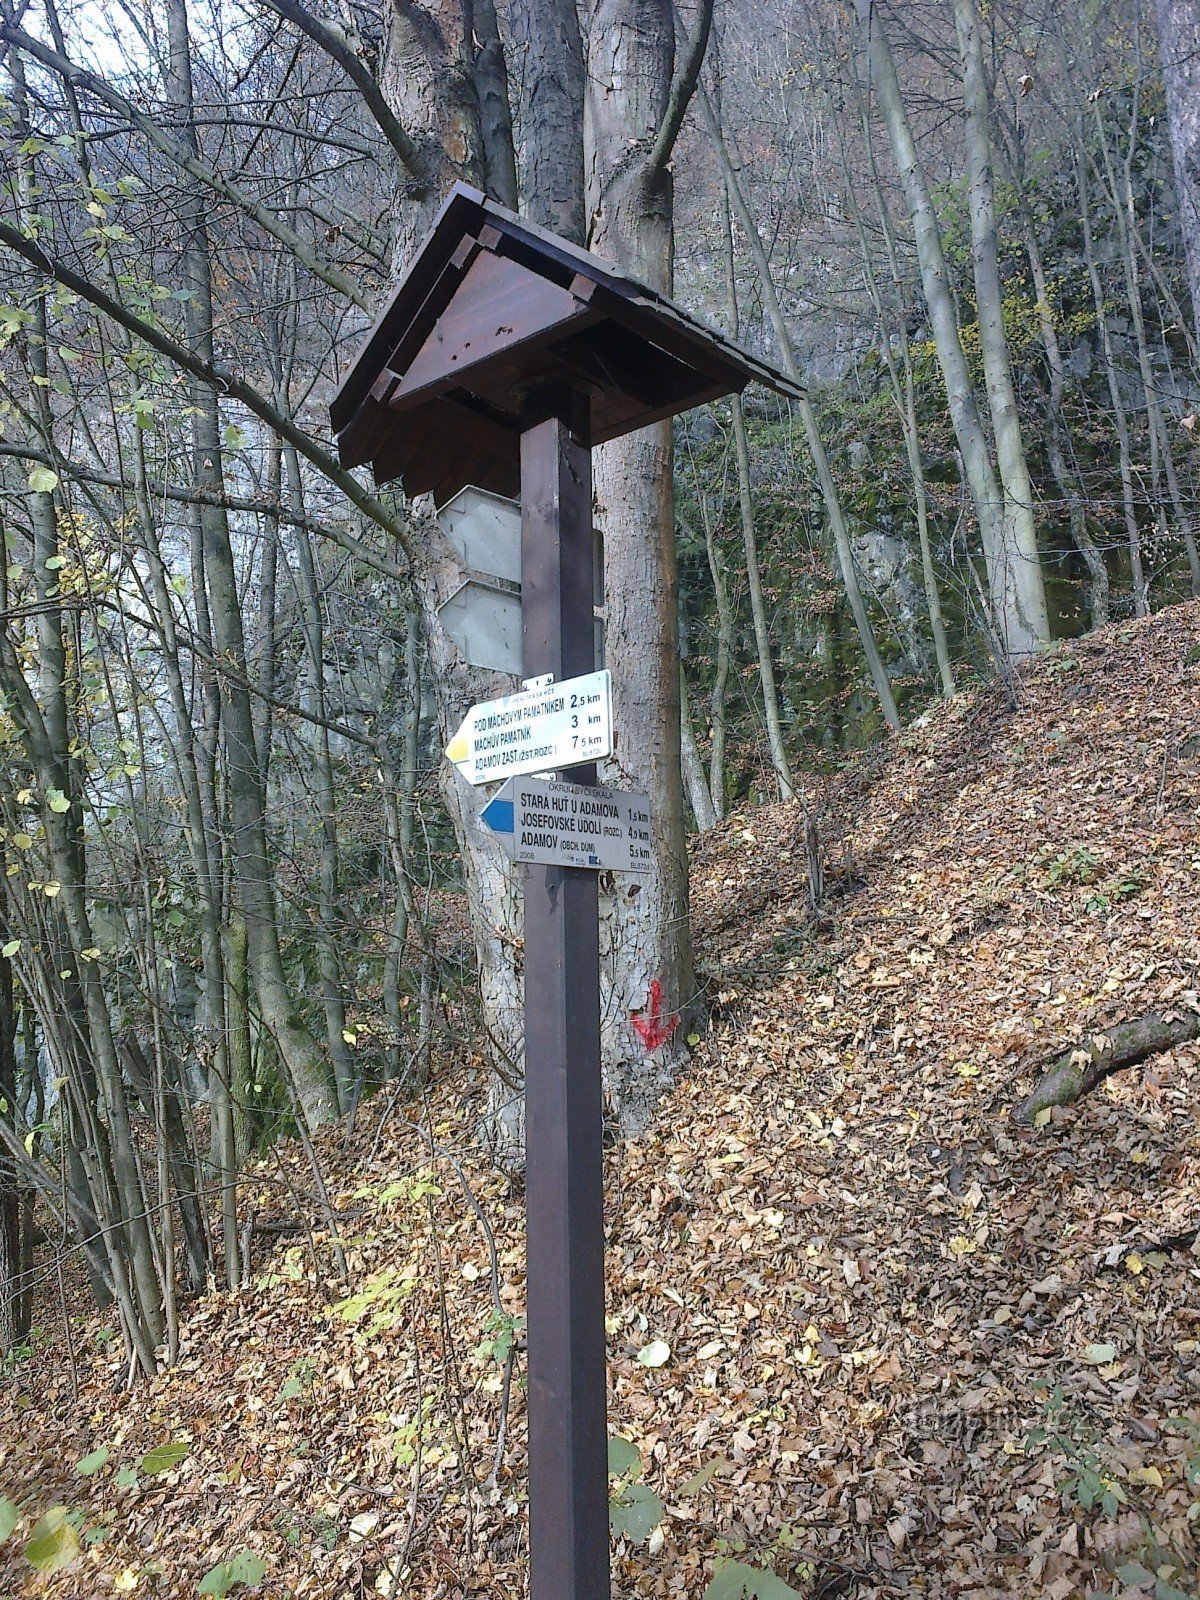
[{"xmin": 331, "ymin": 183, "xmax": 799, "ymax": 1600}]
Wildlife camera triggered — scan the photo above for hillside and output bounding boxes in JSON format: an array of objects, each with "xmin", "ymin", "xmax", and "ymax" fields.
[{"xmin": 2, "ymin": 601, "xmax": 1198, "ymax": 1600}]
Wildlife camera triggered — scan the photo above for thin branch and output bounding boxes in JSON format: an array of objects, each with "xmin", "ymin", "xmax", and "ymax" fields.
[
  {"xmin": 0, "ymin": 21, "xmax": 375, "ymax": 313},
  {"xmin": 647, "ymin": 0, "xmax": 715, "ymax": 180},
  {"xmin": 0, "ymin": 441, "xmax": 407, "ymax": 583},
  {"xmin": 0, "ymin": 218, "xmax": 415, "ymax": 569},
  {"xmin": 255, "ymin": 0, "xmax": 433, "ymax": 189}
]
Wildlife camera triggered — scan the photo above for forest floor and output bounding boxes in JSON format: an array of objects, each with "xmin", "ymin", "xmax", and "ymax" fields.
[{"xmin": 2, "ymin": 600, "xmax": 1199, "ymax": 1600}]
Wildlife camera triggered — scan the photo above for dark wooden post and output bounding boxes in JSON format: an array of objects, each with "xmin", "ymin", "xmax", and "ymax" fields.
[{"xmin": 520, "ymin": 385, "xmax": 610, "ymax": 1600}]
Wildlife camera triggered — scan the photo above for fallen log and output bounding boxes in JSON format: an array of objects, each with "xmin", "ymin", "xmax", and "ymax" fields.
[{"xmin": 1012, "ymin": 1004, "xmax": 1200, "ymax": 1124}]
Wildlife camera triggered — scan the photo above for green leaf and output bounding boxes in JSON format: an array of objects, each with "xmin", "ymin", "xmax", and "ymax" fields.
[
  {"xmin": 702, "ymin": 1559, "xmax": 803, "ymax": 1600},
  {"xmin": 0, "ymin": 1496, "xmax": 18, "ymax": 1541},
  {"xmin": 46, "ymin": 788, "xmax": 70, "ymax": 813},
  {"xmin": 115, "ymin": 1467, "xmax": 139, "ymax": 1489},
  {"xmin": 75, "ymin": 1444, "xmax": 109, "ymax": 1476},
  {"xmin": 140, "ymin": 1440, "xmax": 189, "ymax": 1476},
  {"xmin": 608, "ymin": 1482, "xmax": 662, "ymax": 1542},
  {"xmin": 1083, "ymin": 1343, "xmax": 1117, "ymax": 1365},
  {"xmin": 1114, "ymin": 1561, "xmax": 1155, "ymax": 1585},
  {"xmin": 25, "ymin": 1507, "xmax": 80, "ymax": 1572},
  {"xmin": 227, "ymin": 1551, "xmax": 267, "ymax": 1587},
  {"xmin": 222, "ymin": 422, "xmax": 247, "ymax": 451},
  {"xmin": 678, "ymin": 1456, "xmax": 729, "ymax": 1498},
  {"xmin": 607, "ymin": 1436, "xmax": 642, "ymax": 1479},
  {"xmin": 636, "ymin": 1338, "xmax": 671, "ymax": 1368},
  {"xmin": 27, "ymin": 466, "xmax": 58, "ymax": 494},
  {"xmin": 198, "ymin": 1550, "xmax": 267, "ymax": 1596},
  {"xmin": 1, "ymin": 939, "xmax": 20, "ymax": 959}
]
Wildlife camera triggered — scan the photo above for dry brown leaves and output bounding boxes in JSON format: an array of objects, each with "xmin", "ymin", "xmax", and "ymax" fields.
[{"xmin": 1, "ymin": 601, "xmax": 1198, "ymax": 1600}]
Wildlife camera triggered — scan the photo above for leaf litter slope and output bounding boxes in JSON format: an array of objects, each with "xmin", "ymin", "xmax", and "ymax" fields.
[{"xmin": 1, "ymin": 601, "xmax": 1198, "ymax": 1599}]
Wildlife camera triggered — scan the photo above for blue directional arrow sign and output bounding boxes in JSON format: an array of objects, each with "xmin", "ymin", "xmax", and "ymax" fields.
[{"xmin": 481, "ymin": 776, "xmax": 651, "ymax": 874}]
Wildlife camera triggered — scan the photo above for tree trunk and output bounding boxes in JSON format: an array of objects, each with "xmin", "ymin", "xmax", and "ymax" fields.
[
  {"xmin": 586, "ymin": 0, "xmax": 698, "ymax": 1126},
  {"xmin": 0, "ymin": 950, "xmax": 29, "ymax": 1354},
  {"xmin": 953, "ymin": 0, "xmax": 1049, "ymax": 652},
  {"xmin": 1075, "ymin": 127, "xmax": 1148, "ymax": 615},
  {"xmin": 1154, "ymin": 0, "xmax": 1200, "ymax": 349},
  {"xmin": 679, "ymin": 667, "xmax": 718, "ymax": 831},
  {"xmin": 859, "ymin": 1, "xmax": 1048, "ymax": 659},
  {"xmin": 509, "ymin": 0, "xmax": 584, "ymax": 239},
  {"xmin": 1013, "ymin": 1007, "xmax": 1200, "ymax": 1123},
  {"xmin": 854, "ymin": 108, "xmax": 957, "ymax": 692}
]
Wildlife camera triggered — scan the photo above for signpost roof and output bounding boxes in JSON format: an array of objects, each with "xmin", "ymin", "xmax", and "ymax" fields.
[{"xmin": 329, "ymin": 182, "xmax": 803, "ymax": 506}]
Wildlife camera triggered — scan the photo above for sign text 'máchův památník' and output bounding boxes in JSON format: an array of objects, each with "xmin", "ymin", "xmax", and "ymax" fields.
[{"xmin": 444, "ymin": 670, "xmax": 611, "ymax": 785}]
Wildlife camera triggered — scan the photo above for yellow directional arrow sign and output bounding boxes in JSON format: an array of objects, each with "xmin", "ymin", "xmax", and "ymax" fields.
[{"xmin": 445, "ymin": 670, "xmax": 612, "ymax": 786}]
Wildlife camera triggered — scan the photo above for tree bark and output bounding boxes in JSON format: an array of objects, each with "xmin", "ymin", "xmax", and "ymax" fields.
[
  {"xmin": 1013, "ymin": 1007, "xmax": 1200, "ymax": 1124},
  {"xmin": 586, "ymin": 0, "xmax": 698, "ymax": 1125},
  {"xmin": 1154, "ymin": 0, "xmax": 1200, "ymax": 349},
  {"xmin": 509, "ymin": 0, "xmax": 584, "ymax": 240},
  {"xmin": 953, "ymin": 0, "xmax": 1049, "ymax": 652},
  {"xmin": 858, "ymin": 1, "xmax": 1049, "ymax": 659}
]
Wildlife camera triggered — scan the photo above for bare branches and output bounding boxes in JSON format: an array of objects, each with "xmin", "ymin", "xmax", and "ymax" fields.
[
  {"xmin": 256, "ymin": 0, "xmax": 432, "ymax": 189},
  {"xmin": 0, "ymin": 442, "xmax": 407, "ymax": 584},
  {"xmin": 0, "ymin": 21, "xmax": 376, "ymax": 313},
  {"xmin": 0, "ymin": 217, "xmax": 414, "ymax": 570}
]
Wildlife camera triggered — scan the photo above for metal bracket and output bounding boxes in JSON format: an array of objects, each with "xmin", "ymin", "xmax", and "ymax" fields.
[{"xmin": 522, "ymin": 673, "xmax": 555, "ymax": 691}]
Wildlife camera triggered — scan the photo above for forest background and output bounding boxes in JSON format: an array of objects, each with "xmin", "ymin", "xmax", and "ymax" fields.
[{"xmin": 0, "ymin": 0, "xmax": 1198, "ymax": 1593}]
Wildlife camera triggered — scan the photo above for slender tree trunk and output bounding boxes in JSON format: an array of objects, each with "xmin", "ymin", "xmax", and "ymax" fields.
[
  {"xmin": 1154, "ymin": 0, "xmax": 1200, "ymax": 349},
  {"xmin": 1096, "ymin": 91, "xmax": 1200, "ymax": 599},
  {"xmin": 165, "ymin": 0, "xmax": 336, "ymax": 1127},
  {"xmin": 718, "ymin": 177, "xmax": 794, "ymax": 795},
  {"xmin": 953, "ymin": 0, "xmax": 1049, "ymax": 648},
  {"xmin": 698, "ymin": 85, "xmax": 901, "ymax": 729},
  {"xmin": 282, "ymin": 441, "xmax": 354, "ymax": 1110},
  {"xmin": 381, "ymin": 609, "xmax": 423, "ymax": 1076},
  {"xmin": 0, "ymin": 950, "xmax": 29, "ymax": 1353},
  {"xmin": 855, "ymin": 114, "xmax": 957, "ymax": 692},
  {"xmin": 702, "ymin": 501, "xmax": 733, "ymax": 818},
  {"xmin": 1075, "ymin": 127, "xmax": 1148, "ymax": 615},
  {"xmin": 858, "ymin": 1, "xmax": 1049, "ymax": 659},
  {"xmin": 679, "ymin": 667, "xmax": 718, "ymax": 831}
]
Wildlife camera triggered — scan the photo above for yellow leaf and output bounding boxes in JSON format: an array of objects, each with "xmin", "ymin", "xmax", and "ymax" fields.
[
  {"xmin": 1129, "ymin": 1465, "xmax": 1163, "ymax": 1487},
  {"xmin": 42, "ymin": 881, "xmax": 61, "ymax": 897},
  {"xmin": 12, "ymin": 833, "xmax": 32, "ymax": 850},
  {"xmin": 1125, "ymin": 1252, "xmax": 1144, "ymax": 1275},
  {"xmin": 1033, "ymin": 1108, "xmax": 1051, "ymax": 1128}
]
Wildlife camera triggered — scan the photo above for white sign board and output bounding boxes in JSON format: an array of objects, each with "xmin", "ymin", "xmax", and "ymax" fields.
[
  {"xmin": 437, "ymin": 579, "xmax": 521, "ymax": 675},
  {"xmin": 445, "ymin": 670, "xmax": 612, "ymax": 785},
  {"xmin": 482, "ymin": 776, "xmax": 652, "ymax": 873},
  {"xmin": 436, "ymin": 486, "xmax": 521, "ymax": 585}
]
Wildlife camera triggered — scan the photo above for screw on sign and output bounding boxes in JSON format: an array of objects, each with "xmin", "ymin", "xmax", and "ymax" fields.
[{"xmin": 330, "ymin": 184, "xmax": 800, "ymax": 1600}]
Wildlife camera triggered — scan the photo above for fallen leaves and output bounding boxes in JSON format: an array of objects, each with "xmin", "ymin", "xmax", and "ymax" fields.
[{"xmin": 1, "ymin": 603, "xmax": 1199, "ymax": 1599}]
